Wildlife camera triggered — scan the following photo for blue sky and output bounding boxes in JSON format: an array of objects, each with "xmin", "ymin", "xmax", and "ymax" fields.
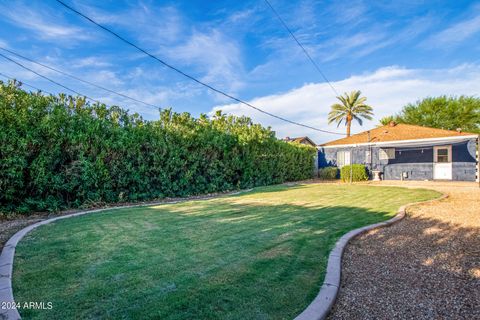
[{"xmin": 1, "ymin": 0, "xmax": 479, "ymax": 142}]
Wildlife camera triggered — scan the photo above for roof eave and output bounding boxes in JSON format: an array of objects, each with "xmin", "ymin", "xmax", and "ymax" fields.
[{"xmin": 318, "ymin": 134, "xmax": 478, "ymax": 149}]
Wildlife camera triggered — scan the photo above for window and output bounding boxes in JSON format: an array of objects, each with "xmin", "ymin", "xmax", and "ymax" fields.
[
  {"xmin": 337, "ymin": 151, "xmax": 351, "ymax": 167},
  {"xmin": 365, "ymin": 150, "xmax": 371, "ymax": 163},
  {"xmin": 379, "ymin": 148, "xmax": 395, "ymax": 160},
  {"xmin": 436, "ymin": 149, "xmax": 449, "ymax": 162},
  {"xmin": 434, "ymin": 146, "xmax": 451, "ymax": 163}
]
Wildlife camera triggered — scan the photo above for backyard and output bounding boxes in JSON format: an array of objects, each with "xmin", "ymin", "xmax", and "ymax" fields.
[{"xmin": 12, "ymin": 184, "xmax": 439, "ymax": 319}]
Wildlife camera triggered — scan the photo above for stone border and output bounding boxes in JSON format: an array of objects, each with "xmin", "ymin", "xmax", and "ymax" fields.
[
  {"xmin": 0, "ymin": 188, "xmax": 447, "ymax": 320},
  {"xmin": 0, "ymin": 189, "xmax": 252, "ymax": 320},
  {"xmin": 294, "ymin": 192, "xmax": 448, "ymax": 320}
]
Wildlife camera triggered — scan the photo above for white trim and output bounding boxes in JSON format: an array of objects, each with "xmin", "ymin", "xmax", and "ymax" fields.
[
  {"xmin": 379, "ymin": 148, "xmax": 395, "ymax": 160},
  {"xmin": 476, "ymin": 136, "xmax": 479, "ymax": 183},
  {"xmin": 336, "ymin": 150, "xmax": 351, "ymax": 167},
  {"xmin": 433, "ymin": 145, "xmax": 452, "ymax": 163},
  {"xmin": 319, "ymin": 135, "xmax": 478, "ymax": 149},
  {"xmin": 433, "ymin": 145, "xmax": 453, "ymax": 180}
]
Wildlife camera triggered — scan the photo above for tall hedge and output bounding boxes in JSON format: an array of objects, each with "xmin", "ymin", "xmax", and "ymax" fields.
[{"xmin": 0, "ymin": 81, "xmax": 316, "ymax": 214}]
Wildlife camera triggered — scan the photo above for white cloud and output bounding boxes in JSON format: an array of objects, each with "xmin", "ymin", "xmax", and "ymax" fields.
[
  {"xmin": 0, "ymin": 2, "xmax": 91, "ymax": 42},
  {"xmin": 318, "ymin": 31, "xmax": 386, "ymax": 62},
  {"xmin": 78, "ymin": 3, "xmax": 183, "ymax": 45},
  {"xmin": 224, "ymin": 8, "xmax": 257, "ymax": 25},
  {"xmin": 425, "ymin": 8, "xmax": 480, "ymax": 47},
  {"xmin": 0, "ymin": 38, "xmax": 8, "ymax": 48},
  {"xmin": 327, "ymin": 0, "xmax": 368, "ymax": 28},
  {"xmin": 211, "ymin": 64, "xmax": 480, "ymax": 144},
  {"xmin": 70, "ymin": 57, "xmax": 113, "ymax": 69},
  {"xmin": 75, "ymin": 2, "xmax": 244, "ymax": 98},
  {"xmin": 171, "ymin": 30, "xmax": 245, "ymax": 95}
]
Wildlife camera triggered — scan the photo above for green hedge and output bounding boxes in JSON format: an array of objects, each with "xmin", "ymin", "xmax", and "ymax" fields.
[
  {"xmin": 318, "ymin": 167, "xmax": 338, "ymax": 180},
  {"xmin": 0, "ymin": 81, "xmax": 316, "ymax": 214},
  {"xmin": 340, "ymin": 164, "xmax": 369, "ymax": 182}
]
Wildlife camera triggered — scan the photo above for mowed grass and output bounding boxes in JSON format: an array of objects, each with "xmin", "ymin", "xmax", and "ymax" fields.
[{"xmin": 13, "ymin": 184, "xmax": 439, "ymax": 319}]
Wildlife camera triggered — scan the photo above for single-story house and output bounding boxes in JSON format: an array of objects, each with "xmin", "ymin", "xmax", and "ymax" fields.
[
  {"xmin": 318, "ymin": 122, "xmax": 479, "ymax": 181},
  {"xmin": 283, "ymin": 136, "xmax": 317, "ymax": 147}
]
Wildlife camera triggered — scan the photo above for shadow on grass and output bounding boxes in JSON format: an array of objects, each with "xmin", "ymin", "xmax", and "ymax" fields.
[
  {"xmin": 12, "ymin": 198, "xmax": 399, "ymax": 320},
  {"xmin": 233, "ymin": 183, "xmax": 311, "ymax": 196},
  {"xmin": 329, "ymin": 214, "xmax": 480, "ymax": 319}
]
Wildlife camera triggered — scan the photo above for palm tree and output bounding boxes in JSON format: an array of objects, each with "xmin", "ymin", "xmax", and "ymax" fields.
[{"xmin": 328, "ymin": 90, "xmax": 374, "ymax": 137}]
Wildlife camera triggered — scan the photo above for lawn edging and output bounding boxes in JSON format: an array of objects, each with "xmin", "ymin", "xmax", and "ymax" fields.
[
  {"xmin": 294, "ymin": 191, "xmax": 448, "ymax": 320},
  {"xmin": 0, "ymin": 187, "xmax": 446, "ymax": 320},
  {"xmin": 0, "ymin": 189, "xmax": 252, "ymax": 320}
]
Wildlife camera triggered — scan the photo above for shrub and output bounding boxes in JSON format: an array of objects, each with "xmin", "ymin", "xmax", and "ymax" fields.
[
  {"xmin": 340, "ymin": 164, "xmax": 369, "ymax": 182},
  {"xmin": 318, "ymin": 167, "xmax": 338, "ymax": 180},
  {"xmin": 0, "ymin": 81, "xmax": 317, "ymax": 214}
]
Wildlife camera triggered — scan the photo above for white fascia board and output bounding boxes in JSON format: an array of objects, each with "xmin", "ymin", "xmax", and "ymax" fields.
[{"xmin": 318, "ymin": 135, "xmax": 478, "ymax": 149}]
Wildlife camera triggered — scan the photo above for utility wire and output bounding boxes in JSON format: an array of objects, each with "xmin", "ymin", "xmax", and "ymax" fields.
[
  {"xmin": 0, "ymin": 71, "xmax": 54, "ymax": 95},
  {"xmin": 0, "ymin": 52, "xmax": 102, "ymax": 104},
  {"xmin": 56, "ymin": 0, "xmax": 346, "ymax": 136},
  {"xmin": 0, "ymin": 46, "xmax": 161, "ymax": 111},
  {"xmin": 264, "ymin": 0, "xmax": 339, "ymax": 97}
]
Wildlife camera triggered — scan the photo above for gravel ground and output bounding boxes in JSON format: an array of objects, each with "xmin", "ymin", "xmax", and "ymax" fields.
[{"xmin": 328, "ymin": 181, "xmax": 480, "ymax": 320}]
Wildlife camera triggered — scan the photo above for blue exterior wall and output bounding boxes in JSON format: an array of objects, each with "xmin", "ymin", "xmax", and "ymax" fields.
[
  {"xmin": 452, "ymin": 141, "xmax": 477, "ymax": 181},
  {"xmin": 318, "ymin": 138, "xmax": 478, "ymax": 181}
]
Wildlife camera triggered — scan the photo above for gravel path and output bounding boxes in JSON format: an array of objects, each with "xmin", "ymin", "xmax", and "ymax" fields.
[{"xmin": 328, "ymin": 181, "xmax": 480, "ymax": 320}]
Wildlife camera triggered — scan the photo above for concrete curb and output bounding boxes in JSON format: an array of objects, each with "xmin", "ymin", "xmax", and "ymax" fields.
[
  {"xmin": 294, "ymin": 192, "xmax": 448, "ymax": 320},
  {"xmin": 0, "ymin": 189, "xmax": 252, "ymax": 320},
  {"xmin": 0, "ymin": 188, "xmax": 447, "ymax": 320}
]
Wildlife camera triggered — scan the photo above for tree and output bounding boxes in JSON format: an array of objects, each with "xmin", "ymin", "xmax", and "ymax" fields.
[
  {"xmin": 379, "ymin": 115, "xmax": 401, "ymax": 126},
  {"xmin": 380, "ymin": 96, "xmax": 480, "ymax": 132},
  {"xmin": 0, "ymin": 80, "xmax": 316, "ymax": 213},
  {"xmin": 328, "ymin": 90, "xmax": 374, "ymax": 137}
]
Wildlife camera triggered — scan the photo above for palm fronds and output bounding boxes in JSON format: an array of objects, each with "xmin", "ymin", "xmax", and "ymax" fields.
[{"xmin": 327, "ymin": 90, "xmax": 374, "ymax": 136}]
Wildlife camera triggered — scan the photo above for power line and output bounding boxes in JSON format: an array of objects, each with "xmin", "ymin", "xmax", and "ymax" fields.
[
  {"xmin": 56, "ymin": 0, "xmax": 346, "ymax": 136},
  {"xmin": 0, "ymin": 52, "xmax": 102, "ymax": 104},
  {"xmin": 263, "ymin": 0, "xmax": 339, "ymax": 97},
  {"xmin": 0, "ymin": 46, "xmax": 161, "ymax": 111},
  {"xmin": 0, "ymin": 71, "xmax": 54, "ymax": 95}
]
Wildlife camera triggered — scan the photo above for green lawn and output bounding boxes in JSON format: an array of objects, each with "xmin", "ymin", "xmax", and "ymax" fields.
[{"xmin": 13, "ymin": 184, "xmax": 439, "ymax": 319}]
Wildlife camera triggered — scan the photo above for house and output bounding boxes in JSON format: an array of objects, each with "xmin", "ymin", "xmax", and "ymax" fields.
[
  {"xmin": 318, "ymin": 122, "xmax": 479, "ymax": 181},
  {"xmin": 283, "ymin": 136, "xmax": 317, "ymax": 147}
]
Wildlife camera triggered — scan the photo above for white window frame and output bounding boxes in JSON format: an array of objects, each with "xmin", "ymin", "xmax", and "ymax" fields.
[
  {"xmin": 379, "ymin": 148, "xmax": 395, "ymax": 160},
  {"xmin": 337, "ymin": 150, "xmax": 351, "ymax": 168},
  {"xmin": 433, "ymin": 145, "xmax": 452, "ymax": 163}
]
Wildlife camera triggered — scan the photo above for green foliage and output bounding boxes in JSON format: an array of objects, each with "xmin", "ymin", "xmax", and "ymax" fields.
[
  {"xmin": 0, "ymin": 81, "xmax": 316, "ymax": 214},
  {"xmin": 340, "ymin": 164, "xmax": 369, "ymax": 182},
  {"xmin": 379, "ymin": 115, "xmax": 401, "ymax": 126},
  {"xmin": 318, "ymin": 166, "xmax": 338, "ymax": 180},
  {"xmin": 380, "ymin": 96, "xmax": 480, "ymax": 133},
  {"xmin": 328, "ymin": 90, "xmax": 374, "ymax": 136}
]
